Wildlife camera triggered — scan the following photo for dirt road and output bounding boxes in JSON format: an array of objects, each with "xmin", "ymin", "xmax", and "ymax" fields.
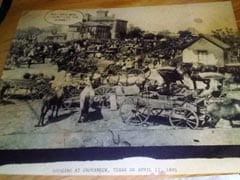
[{"xmin": 0, "ymin": 98, "xmax": 240, "ymax": 150}]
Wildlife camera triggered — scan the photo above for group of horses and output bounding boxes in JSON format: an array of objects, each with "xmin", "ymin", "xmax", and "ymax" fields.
[{"xmin": 36, "ymin": 82, "xmax": 96, "ymax": 127}]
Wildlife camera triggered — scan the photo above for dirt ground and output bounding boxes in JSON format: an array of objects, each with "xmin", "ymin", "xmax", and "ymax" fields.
[
  {"xmin": 1, "ymin": 63, "xmax": 240, "ymax": 149},
  {"xmin": 1, "ymin": 95, "xmax": 240, "ymax": 150}
]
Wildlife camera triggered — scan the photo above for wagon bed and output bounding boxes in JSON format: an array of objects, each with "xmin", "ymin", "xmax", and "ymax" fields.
[
  {"xmin": 3, "ymin": 79, "xmax": 51, "ymax": 99},
  {"xmin": 119, "ymin": 90, "xmax": 208, "ymax": 129},
  {"xmin": 4, "ymin": 79, "xmax": 36, "ymax": 88}
]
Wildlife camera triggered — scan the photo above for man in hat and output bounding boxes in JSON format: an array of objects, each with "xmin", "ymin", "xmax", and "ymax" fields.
[{"xmin": 78, "ymin": 77, "xmax": 95, "ymax": 123}]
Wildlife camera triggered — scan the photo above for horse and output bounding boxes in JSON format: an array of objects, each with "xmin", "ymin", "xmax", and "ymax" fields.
[
  {"xmin": 199, "ymin": 78, "xmax": 240, "ymax": 127},
  {"xmin": 78, "ymin": 83, "xmax": 95, "ymax": 123},
  {"xmin": 206, "ymin": 98, "xmax": 240, "ymax": 128},
  {"xmin": 36, "ymin": 87, "xmax": 64, "ymax": 127}
]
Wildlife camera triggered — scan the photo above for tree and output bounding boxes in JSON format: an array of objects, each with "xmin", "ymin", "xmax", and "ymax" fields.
[
  {"xmin": 14, "ymin": 29, "xmax": 29, "ymax": 39},
  {"xmin": 178, "ymin": 30, "xmax": 192, "ymax": 39},
  {"xmin": 126, "ymin": 26, "xmax": 144, "ymax": 39},
  {"xmin": 156, "ymin": 33, "xmax": 164, "ymax": 40},
  {"xmin": 157, "ymin": 30, "xmax": 171, "ymax": 37},
  {"xmin": 212, "ymin": 28, "xmax": 238, "ymax": 47},
  {"xmin": 212, "ymin": 28, "xmax": 240, "ymax": 58},
  {"xmin": 14, "ymin": 27, "xmax": 42, "ymax": 40},
  {"xmin": 143, "ymin": 33, "xmax": 155, "ymax": 40},
  {"xmin": 27, "ymin": 27, "xmax": 42, "ymax": 36}
]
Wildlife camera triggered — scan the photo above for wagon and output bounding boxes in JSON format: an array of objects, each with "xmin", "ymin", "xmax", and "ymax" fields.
[
  {"xmin": 57, "ymin": 74, "xmax": 87, "ymax": 109},
  {"xmin": 58, "ymin": 71, "xmax": 117, "ymax": 109},
  {"xmin": 118, "ymin": 66, "xmax": 212, "ymax": 129},
  {"xmin": 62, "ymin": 84, "xmax": 116, "ymax": 110},
  {"xmin": 119, "ymin": 90, "xmax": 209, "ymax": 129},
  {"xmin": 3, "ymin": 79, "xmax": 51, "ymax": 100}
]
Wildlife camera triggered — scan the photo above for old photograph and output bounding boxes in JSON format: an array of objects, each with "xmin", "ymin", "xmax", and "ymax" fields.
[{"xmin": 0, "ymin": 1, "xmax": 240, "ymax": 150}]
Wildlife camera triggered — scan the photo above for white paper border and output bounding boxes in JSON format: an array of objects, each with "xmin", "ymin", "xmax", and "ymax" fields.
[{"xmin": 0, "ymin": 157, "xmax": 240, "ymax": 176}]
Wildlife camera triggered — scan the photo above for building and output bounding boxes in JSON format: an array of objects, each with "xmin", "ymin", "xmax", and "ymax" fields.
[
  {"xmin": 89, "ymin": 10, "xmax": 128, "ymax": 39},
  {"xmin": 182, "ymin": 34, "xmax": 230, "ymax": 67},
  {"xmin": 67, "ymin": 21, "xmax": 111, "ymax": 41},
  {"xmin": 67, "ymin": 10, "xmax": 127, "ymax": 40}
]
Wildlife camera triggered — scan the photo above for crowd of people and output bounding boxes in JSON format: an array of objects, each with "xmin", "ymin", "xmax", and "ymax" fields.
[
  {"xmin": 5, "ymin": 37, "xmax": 234, "ymax": 97},
  {"xmin": 3, "ymin": 35, "xmax": 238, "ymax": 126},
  {"xmin": 7, "ymin": 37, "xmax": 183, "ymax": 72}
]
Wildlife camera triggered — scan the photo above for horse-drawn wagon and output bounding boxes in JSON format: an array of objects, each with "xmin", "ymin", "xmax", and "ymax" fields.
[
  {"xmin": 117, "ymin": 66, "xmax": 218, "ymax": 129},
  {"xmin": 118, "ymin": 66, "xmax": 234, "ymax": 129},
  {"xmin": 119, "ymin": 89, "xmax": 210, "ymax": 129},
  {"xmin": 2, "ymin": 78, "xmax": 51, "ymax": 100}
]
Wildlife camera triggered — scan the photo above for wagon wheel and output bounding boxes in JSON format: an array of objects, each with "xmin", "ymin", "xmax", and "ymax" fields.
[
  {"xmin": 119, "ymin": 97, "xmax": 150, "ymax": 126},
  {"xmin": 169, "ymin": 106, "xmax": 199, "ymax": 129},
  {"xmin": 95, "ymin": 85, "xmax": 114, "ymax": 107},
  {"xmin": 95, "ymin": 85, "xmax": 114, "ymax": 95}
]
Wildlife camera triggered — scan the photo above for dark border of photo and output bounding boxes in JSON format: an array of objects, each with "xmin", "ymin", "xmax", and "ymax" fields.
[{"xmin": 1, "ymin": 145, "xmax": 240, "ymax": 165}]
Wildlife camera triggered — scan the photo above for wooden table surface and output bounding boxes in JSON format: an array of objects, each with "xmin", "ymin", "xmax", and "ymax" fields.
[{"xmin": 0, "ymin": 0, "xmax": 240, "ymax": 179}]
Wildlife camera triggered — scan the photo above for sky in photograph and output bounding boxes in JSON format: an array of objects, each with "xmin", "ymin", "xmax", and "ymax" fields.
[{"xmin": 16, "ymin": 1, "xmax": 238, "ymax": 34}]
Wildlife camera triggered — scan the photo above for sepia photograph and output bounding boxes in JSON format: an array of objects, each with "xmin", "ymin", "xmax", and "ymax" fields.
[{"xmin": 0, "ymin": 0, "xmax": 240, "ymax": 154}]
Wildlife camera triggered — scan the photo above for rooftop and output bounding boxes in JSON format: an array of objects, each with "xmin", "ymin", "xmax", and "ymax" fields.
[
  {"xmin": 69, "ymin": 21, "xmax": 110, "ymax": 27},
  {"xmin": 183, "ymin": 34, "xmax": 230, "ymax": 50},
  {"xmin": 201, "ymin": 34, "xmax": 230, "ymax": 49}
]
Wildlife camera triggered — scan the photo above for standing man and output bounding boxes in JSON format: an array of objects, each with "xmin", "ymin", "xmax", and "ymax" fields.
[{"xmin": 78, "ymin": 78, "xmax": 95, "ymax": 123}]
